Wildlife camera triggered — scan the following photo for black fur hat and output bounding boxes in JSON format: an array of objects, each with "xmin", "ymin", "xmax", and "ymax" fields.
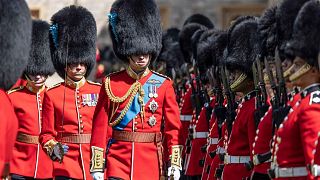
[
  {"xmin": 197, "ymin": 30, "xmax": 228, "ymax": 74},
  {"xmin": 109, "ymin": 0, "xmax": 162, "ymax": 63},
  {"xmin": 191, "ymin": 29, "xmax": 207, "ymax": 64},
  {"xmin": 179, "ymin": 23, "xmax": 208, "ymax": 63},
  {"xmin": 159, "ymin": 28, "xmax": 180, "ymax": 62},
  {"xmin": 49, "ymin": 5, "xmax": 97, "ymax": 78},
  {"xmin": 258, "ymin": 6, "xmax": 278, "ymax": 58},
  {"xmin": 0, "ymin": 0, "xmax": 32, "ymax": 90},
  {"xmin": 225, "ymin": 16, "xmax": 259, "ymax": 77},
  {"xmin": 163, "ymin": 42, "xmax": 185, "ymax": 78},
  {"xmin": 276, "ymin": 0, "xmax": 310, "ymax": 60},
  {"xmin": 25, "ymin": 20, "xmax": 55, "ymax": 76},
  {"xmin": 285, "ymin": 0, "xmax": 320, "ymax": 67},
  {"xmin": 183, "ymin": 14, "xmax": 215, "ymax": 29}
]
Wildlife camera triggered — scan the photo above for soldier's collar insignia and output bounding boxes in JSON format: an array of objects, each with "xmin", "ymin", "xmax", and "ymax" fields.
[
  {"xmin": 126, "ymin": 66, "xmax": 150, "ymax": 80},
  {"xmin": 66, "ymin": 76, "xmax": 86, "ymax": 89},
  {"xmin": 301, "ymin": 83, "xmax": 320, "ymax": 99},
  {"xmin": 82, "ymin": 93, "xmax": 99, "ymax": 107}
]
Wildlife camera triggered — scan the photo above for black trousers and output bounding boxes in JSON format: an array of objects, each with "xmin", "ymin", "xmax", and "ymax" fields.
[
  {"xmin": 11, "ymin": 174, "xmax": 52, "ymax": 180},
  {"xmin": 251, "ymin": 172, "xmax": 270, "ymax": 180}
]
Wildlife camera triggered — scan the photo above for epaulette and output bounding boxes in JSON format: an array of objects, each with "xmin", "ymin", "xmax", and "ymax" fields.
[
  {"xmin": 106, "ymin": 69, "xmax": 125, "ymax": 77},
  {"xmin": 7, "ymin": 86, "xmax": 24, "ymax": 94},
  {"xmin": 46, "ymin": 83, "xmax": 61, "ymax": 91},
  {"xmin": 151, "ymin": 70, "xmax": 171, "ymax": 81},
  {"xmin": 87, "ymin": 80, "xmax": 102, "ymax": 86}
]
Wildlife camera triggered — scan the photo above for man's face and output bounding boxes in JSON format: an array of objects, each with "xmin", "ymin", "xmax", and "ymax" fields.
[
  {"xmin": 65, "ymin": 63, "xmax": 87, "ymax": 81},
  {"xmin": 229, "ymin": 69, "xmax": 242, "ymax": 85},
  {"xmin": 290, "ymin": 56, "xmax": 310, "ymax": 87},
  {"xmin": 129, "ymin": 54, "xmax": 150, "ymax": 71},
  {"xmin": 28, "ymin": 74, "xmax": 47, "ymax": 87}
]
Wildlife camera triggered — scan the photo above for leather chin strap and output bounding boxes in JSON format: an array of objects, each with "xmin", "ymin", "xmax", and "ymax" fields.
[{"xmin": 289, "ymin": 63, "xmax": 311, "ymax": 82}]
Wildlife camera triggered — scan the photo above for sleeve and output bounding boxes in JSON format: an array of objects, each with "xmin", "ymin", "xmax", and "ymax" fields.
[
  {"xmin": 0, "ymin": 92, "xmax": 18, "ymax": 177},
  {"xmin": 248, "ymin": 100, "xmax": 257, "ymax": 160},
  {"xmin": 163, "ymin": 80, "xmax": 182, "ymax": 159},
  {"xmin": 39, "ymin": 92, "xmax": 58, "ymax": 156},
  {"xmin": 90, "ymin": 81, "xmax": 109, "ymax": 172},
  {"xmin": 298, "ymin": 103, "xmax": 320, "ymax": 167}
]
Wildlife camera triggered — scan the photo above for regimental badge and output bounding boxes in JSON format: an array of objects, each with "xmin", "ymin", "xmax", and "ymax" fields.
[
  {"xmin": 82, "ymin": 93, "xmax": 99, "ymax": 106},
  {"xmin": 148, "ymin": 115, "xmax": 157, "ymax": 127},
  {"xmin": 148, "ymin": 99, "xmax": 159, "ymax": 113},
  {"xmin": 147, "ymin": 79, "xmax": 161, "ymax": 84},
  {"xmin": 148, "ymin": 85, "xmax": 158, "ymax": 98}
]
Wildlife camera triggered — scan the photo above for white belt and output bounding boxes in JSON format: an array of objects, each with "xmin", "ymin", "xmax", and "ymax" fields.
[
  {"xmin": 193, "ymin": 132, "xmax": 208, "ymax": 139},
  {"xmin": 311, "ymin": 164, "xmax": 320, "ymax": 177},
  {"xmin": 180, "ymin": 115, "xmax": 192, "ymax": 121},
  {"xmin": 209, "ymin": 138, "xmax": 218, "ymax": 145},
  {"xmin": 274, "ymin": 167, "xmax": 308, "ymax": 178},
  {"xmin": 224, "ymin": 155, "xmax": 250, "ymax": 164},
  {"xmin": 216, "ymin": 147, "xmax": 225, "ymax": 154}
]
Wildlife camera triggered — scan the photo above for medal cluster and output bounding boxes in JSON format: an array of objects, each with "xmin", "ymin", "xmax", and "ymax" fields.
[{"xmin": 105, "ymin": 76, "xmax": 145, "ymax": 127}]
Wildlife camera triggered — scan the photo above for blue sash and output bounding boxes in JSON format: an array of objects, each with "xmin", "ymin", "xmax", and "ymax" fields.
[{"xmin": 113, "ymin": 73, "xmax": 166, "ymax": 130}]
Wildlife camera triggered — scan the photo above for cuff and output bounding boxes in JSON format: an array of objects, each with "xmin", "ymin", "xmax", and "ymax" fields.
[
  {"xmin": 90, "ymin": 146, "xmax": 105, "ymax": 172},
  {"xmin": 170, "ymin": 145, "xmax": 183, "ymax": 170}
]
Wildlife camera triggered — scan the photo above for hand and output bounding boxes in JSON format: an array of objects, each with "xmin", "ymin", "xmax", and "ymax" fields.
[
  {"xmin": 91, "ymin": 172, "xmax": 104, "ymax": 180},
  {"xmin": 52, "ymin": 143, "xmax": 69, "ymax": 161},
  {"xmin": 167, "ymin": 166, "xmax": 180, "ymax": 180}
]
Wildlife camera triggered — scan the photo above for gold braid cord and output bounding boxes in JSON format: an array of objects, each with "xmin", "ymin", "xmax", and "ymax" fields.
[{"xmin": 105, "ymin": 77, "xmax": 145, "ymax": 127}]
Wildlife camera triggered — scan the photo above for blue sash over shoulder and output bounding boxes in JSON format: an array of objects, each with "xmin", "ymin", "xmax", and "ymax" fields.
[{"xmin": 113, "ymin": 73, "xmax": 166, "ymax": 130}]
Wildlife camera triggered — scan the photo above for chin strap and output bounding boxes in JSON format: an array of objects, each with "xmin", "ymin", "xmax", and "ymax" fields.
[{"xmin": 289, "ymin": 63, "xmax": 311, "ymax": 82}]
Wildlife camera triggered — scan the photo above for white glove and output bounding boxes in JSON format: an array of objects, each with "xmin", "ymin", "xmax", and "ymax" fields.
[
  {"xmin": 91, "ymin": 172, "xmax": 104, "ymax": 180},
  {"xmin": 167, "ymin": 166, "xmax": 180, "ymax": 180}
]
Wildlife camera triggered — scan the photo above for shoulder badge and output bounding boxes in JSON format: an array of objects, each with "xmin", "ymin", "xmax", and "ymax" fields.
[
  {"xmin": 7, "ymin": 86, "xmax": 24, "ymax": 94},
  {"xmin": 47, "ymin": 83, "xmax": 61, "ymax": 91},
  {"xmin": 87, "ymin": 80, "xmax": 102, "ymax": 86},
  {"xmin": 310, "ymin": 91, "xmax": 320, "ymax": 105},
  {"xmin": 150, "ymin": 70, "xmax": 171, "ymax": 81}
]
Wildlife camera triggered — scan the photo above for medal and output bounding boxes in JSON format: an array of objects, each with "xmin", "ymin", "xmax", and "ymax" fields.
[
  {"xmin": 148, "ymin": 99, "xmax": 158, "ymax": 113},
  {"xmin": 82, "ymin": 93, "xmax": 99, "ymax": 106},
  {"xmin": 148, "ymin": 115, "xmax": 157, "ymax": 127},
  {"xmin": 148, "ymin": 86, "xmax": 154, "ymax": 98}
]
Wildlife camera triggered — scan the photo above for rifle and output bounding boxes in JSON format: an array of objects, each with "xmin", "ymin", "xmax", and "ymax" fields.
[
  {"xmin": 220, "ymin": 66, "xmax": 237, "ymax": 136},
  {"xmin": 253, "ymin": 55, "xmax": 270, "ymax": 128}
]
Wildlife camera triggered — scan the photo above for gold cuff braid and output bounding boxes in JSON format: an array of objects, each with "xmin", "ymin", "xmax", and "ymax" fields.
[
  {"xmin": 90, "ymin": 146, "xmax": 105, "ymax": 172},
  {"xmin": 171, "ymin": 145, "xmax": 183, "ymax": 170},
  {"xmin": 43, "ymin": 139, "xmax": 58, "ymax": 156}
]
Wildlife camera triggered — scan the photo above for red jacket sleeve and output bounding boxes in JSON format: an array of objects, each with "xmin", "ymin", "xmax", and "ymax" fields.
[
  {"xmin": 90, "ymin": 82, "xmax": 109, "ymax": 153},
  {"xmin": 163, "ymin": 80, "xmax": 182, "ymax": 155}
]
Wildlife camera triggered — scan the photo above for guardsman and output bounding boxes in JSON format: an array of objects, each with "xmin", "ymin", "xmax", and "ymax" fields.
[
  {"xmin": 89, "ymin": 0, "xmax": 182, "ymax": 180},
  {"xmin": 8, "ymin": 20, "xmax": 55, "ymax": 180},
  {"xmin": 39, "ymin": 6, "xmax": 101, "ymax": 180},
  {"xmin": 222, "ymin": 16, "xmax": 260, "ymax": 180},
  {"xmin": 269, "ymin": 1, "xmax": 320, "ymax": 179},
  {"xmin": 0, "ymin": 0, "xmax": 32, "ymax": 178},
  {"xmin": 201, "ymin": 30, "xmax": 228, "ymax": 180}
]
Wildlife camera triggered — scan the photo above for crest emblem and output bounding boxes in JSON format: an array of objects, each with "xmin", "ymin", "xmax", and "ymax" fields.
[
  {"xmin": 148, "ymin": 115, "xmax": 157, "ymax": 127},
  {"xmin": 148, "ymin": 99, "xmax": 159, "ymax": 113}
]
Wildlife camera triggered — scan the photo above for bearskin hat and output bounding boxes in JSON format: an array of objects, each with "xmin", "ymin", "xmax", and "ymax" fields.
[
  {"xmin": 159, "ymin": 28, "xmax": 180, "ymax": 63},
  {"xmin": 108, "ymin": 0, "xmax": 162, "ymax": 63},
  {"xmin": 276, "ymin": 0, "xmax": 310, "ymax": 60},
  {"xmin": 197, "ymin": 30, "xmax": 228, "ymax": 74},
  {"xmin": 183, "ymin": 14, "xmax": 215, "ymax": 29},
  {"xmin": 179, "ymin": 23, "xmax": 208, "ymax": 63},
  {"xmin": 0, "ymin": 0, "xmax": 32, "ymax": 90},
  {"xmin": 285, "ymin": 0, "xmax": 320, "ymax": 67},
  {"xmin": 258, "ymin": 6, "xmax": 278, "ymax": 58},
  {"xmin": 191, "ymin": 29, "xmax": 207, "ymax": 64},
  {"xmin": 25, "ymin": 20, "xmax": 55, "ymax": 76},
  {"xmin": 225, "ymin": 16, "xmax": 259, "ymax": 77},
  {"xmin": 49, "ymin": 5, "xmax": 97, "ymax": 78},
  {"xmin": 163, "ymin": 42, "xmax": 185, "ymax": 79}
]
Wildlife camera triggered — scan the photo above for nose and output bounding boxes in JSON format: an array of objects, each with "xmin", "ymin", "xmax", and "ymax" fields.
[
  {"xmin": 75, "ymin": 64, "xmax": 82, "ymax": 71},
  {"xmin": 138, "ymin": 55, "xmax": 145, "ymax": 60}
]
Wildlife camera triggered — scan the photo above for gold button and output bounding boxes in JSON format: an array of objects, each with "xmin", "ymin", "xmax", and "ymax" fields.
[
  {"xmin": 276, "ymin": 137, "xmax": 281, "ymax": 143},
  {"xmin": 81, "ymin": 125, "xmax": 84, "ymax": 129},
  {"xmin": 78, "ymin": 105, "xmax": 81, "ymax": 108},
  {"xmin": 79, "ymin": 115, "xmax": 82, "ymax": 118},
  {"xmin": 80, "ymin": 120, "xmax": 83, "ymax": 123},
  {"xmin": 134, "ymin": 122, "xmax": 138, "ymax": 124},
  {"xmin": 77, "ymin": 96, "xmax": 80, "ymax": 99}
]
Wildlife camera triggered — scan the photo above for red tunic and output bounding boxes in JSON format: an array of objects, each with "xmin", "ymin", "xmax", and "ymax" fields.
[
  {"xmin": 222, "ymin": 93, "xmax": 256, "ymax": 180},
  {"xmin": 0, "ymin": 89, "xmax": 19, "ymax": 178},
  {"xmin": 202, "ymin": 113, "xmax": 219, "ymax": 180},
  {"xmin": 185, "ymin": 97, "xmax": 215, "ymax": 176},
  {"xmin": 39, "ymin": 79, "xmax": 101, "ymax": 180},
  {"xmin": 8, "ymin": 85, "xmax": 53, "ymax": 178},
  {"xmin": 90, "ymin": 69, "xmax": 181, "ymax": 180},
  {"xmin": 272, "ymin": 85, "xmax": 320, "ymax": 180}
]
